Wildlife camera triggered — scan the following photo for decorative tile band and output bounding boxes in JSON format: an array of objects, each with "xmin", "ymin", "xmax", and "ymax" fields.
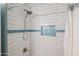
[
  {"xmin": 7, "ymin": 30, "xmax": 41, "ymax": 33},
  {"xmin": 7, "ymin": 29, "xmax": 65, "ymax": 33},
  {"xmin": 7, "ymin": 25, "xmax": 65, "ymax": 36}
]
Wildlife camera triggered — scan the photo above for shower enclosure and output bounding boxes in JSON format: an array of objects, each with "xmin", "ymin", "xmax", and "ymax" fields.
[{"xmin": 1, "ymin": 3, "xmax": 79, "ymax": 56}]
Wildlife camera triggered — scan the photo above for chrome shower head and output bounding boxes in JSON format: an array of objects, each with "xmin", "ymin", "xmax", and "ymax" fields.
[
  {"xmin": 27, "ymin": 10, "xmax": 32, "ymax": 15},
  {"xmin": 24, "ymin": 9, "xmax": 32, "ymax": 15}
]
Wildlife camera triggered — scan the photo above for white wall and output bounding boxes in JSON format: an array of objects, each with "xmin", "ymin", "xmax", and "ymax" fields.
[
  {"xmin": 72, "ymin": 5, "xmax": 79, "ymax": 55},
  {"xmin": 28, "ymin": 3, "xmax": 68, "ymax": 56},
  {"xmin": 7, "ymin": 3, "xmax": 31, "ymax": 56},
  {"xmin": 7, "ymin": 3, "xmax": 68, "ymax": 56}
]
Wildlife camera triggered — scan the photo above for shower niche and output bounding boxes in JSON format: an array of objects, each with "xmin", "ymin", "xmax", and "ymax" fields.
[{"xmin": 41, "ymin": 25, "xmax": 56, "ymax": 36}]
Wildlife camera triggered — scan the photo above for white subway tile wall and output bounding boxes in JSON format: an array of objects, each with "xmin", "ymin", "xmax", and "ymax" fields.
[
  {"xmin": 7, "ymin": 3, "xmax": 68, "ymax": 56},
  {"xmin": 7, "ymin": 3, "xmax": 31, "ymax": 56},
  {"xmin": 29, "ymin": 3, "xmax": 68, "ymax": 56},
  {"xmin": 8, "ymin": 33, "xmax": 31, "ymax": 56}
]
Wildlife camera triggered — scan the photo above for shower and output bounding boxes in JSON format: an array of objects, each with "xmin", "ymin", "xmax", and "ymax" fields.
[
  {"xmin": 6, "ymin": 3, "xmax": 67, "ymax": 56},
  {"xmin": 24, "ymin": 9, "xmax": 32, "ymax": 15},
  {"xmin": 23, "ymin": 9, "xmax": 32, "ymax": 53},
  {"xmin": 1, "ymin": 3, "xmax": 72, "ymax": 56},
  {"xmin": 23, "ymin": 9, "xmax": 32, "ymax": 40}
]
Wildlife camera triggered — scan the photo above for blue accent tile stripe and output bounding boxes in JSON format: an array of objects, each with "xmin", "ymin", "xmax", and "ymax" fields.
[
  {"xmin": 7, "ymin": 30, "xmax": 41, "ymax": 33},
  {"xmin": 7, "ymin": 29, "xmax": 65, "ymax": 33},
  {"xmin": 56, "ymin": 30, "xmax": 65, "ymax": 32}
]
